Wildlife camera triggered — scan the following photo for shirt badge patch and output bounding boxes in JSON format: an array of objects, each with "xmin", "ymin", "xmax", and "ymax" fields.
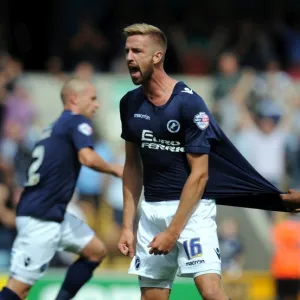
[
  {"xmin": 78, "ymin": 123, "xmax": 93, "ymax": 136},
  {"xmin": 194, "ymin": 112, "xmax": 209, "ymax": 130}
]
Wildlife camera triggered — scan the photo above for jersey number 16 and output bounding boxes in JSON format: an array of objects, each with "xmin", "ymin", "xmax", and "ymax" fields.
[{"xmin": 183, "ymin": 237, "xmax": 202, "ymax": 260}]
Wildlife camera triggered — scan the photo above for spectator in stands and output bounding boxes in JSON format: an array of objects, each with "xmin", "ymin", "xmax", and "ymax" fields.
[
  {"xmin": 0, "ymin": 168, "xmax": 17, "ymax": 270},
  {"xmin": 275, "ymin": 17, "xmax": 300, "ymax": 69},
  {"xmin": 46, "ymin": 56, "xmax": 69, "ymax": 82},
  {"xmin": 3, "ymin": 81, "xmax": 36, "ymax": 139},
  {"xmin": 219, "ymin": 218, "xmax": 244, "ymax": 276},
  {"xmin": 67, "ymin": 16, "xmax": 109, "ymax": 71},
  {"xmin": 230, "ymin": 19, "xmax": 273, "ymax": 70},
  {"xmin": 169, "ymin": 14, "xmax": 229, "ymax": 75},
  {"xmin": 287, "ymin": 61, "xmax": 300, "ymax": 80},
  {"xmin": 0, "ymin": 120, "xmax": 23, "ymax": 166},
  {"xmin": 258, "ymin": 59, "xmax": 298, "ymax": 114},
  {"xmin": 0, "ymin": 70, "xmax": 7, "ymax": 136},
  {"xmin": 213, "ymin": 52, "xmax": 260, "ymax": 137},
  {"xmin": 74, "ymin": 61, "xmax": 95, "ymax": 82},
  {"xmin": 271, "ymin": 213, "xmax": 300, "ymax": 300},
  {"xmin": 257, "ymin": 59, "xmax": 300, "ymax": 191},
  {"xmin": 213, "ymin": 51, "xmax": 242, "ymax": 129},
  {"xmin": 3, "ymin": 56, "xmax": 23, "ymax": 92},
  {"xmin": 234, "ymin": 99, "xmax": 289, "ymax": 190}
]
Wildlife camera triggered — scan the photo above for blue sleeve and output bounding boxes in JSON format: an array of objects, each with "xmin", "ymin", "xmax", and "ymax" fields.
[
  {"xmin": 182, "ymin": 94, "xmax": 218, "ymax": 154},
  {"xmin": 120, "ymin": 93, "xmax": 134, "ymax": 142},
  {"xmin": 71, "ymin": 116, "xmax": 94, "ymax": 151}
]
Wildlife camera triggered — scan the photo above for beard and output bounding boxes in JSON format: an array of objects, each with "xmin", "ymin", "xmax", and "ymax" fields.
[{"xmin": 129, "ymin": 65, "xmax": 154, "ymax": 85}]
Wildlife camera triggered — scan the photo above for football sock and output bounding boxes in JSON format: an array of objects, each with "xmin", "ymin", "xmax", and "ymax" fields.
[
  {"xmin": 55, "ymin": 257, "xmax": 100, "ymax": 300},
  {"xmin": 0, "ymin": 287, "xmax": 21, "ymax": 300}
]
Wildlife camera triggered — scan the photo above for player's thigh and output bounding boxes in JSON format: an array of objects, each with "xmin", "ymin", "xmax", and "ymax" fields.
[
  {"xmin": 128, "ymin": 201, "xmax": 178, "ymax": 282},
  {"xmin": 59, "ymin": 213, "xmax": 98, "ymax": 257},
  {"xmin": 194, "ymin": 273, "xmax": 226, "ymax": 299},
  {"xmin": 10, "ymin": 217, "xmax": 61, "ymax": 285},
  {"xmin": 141, "ymin": 279, "xmax": 171, "ymax": 300}
]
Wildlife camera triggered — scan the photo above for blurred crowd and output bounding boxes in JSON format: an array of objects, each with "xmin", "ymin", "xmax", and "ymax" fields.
[
  {"xmin": 40, "ymin": 11, "xmax": 300, "ymax": 77},
  {"xmin": 2, "ymin": 2, "xmax": 300, "ymax": 298}
]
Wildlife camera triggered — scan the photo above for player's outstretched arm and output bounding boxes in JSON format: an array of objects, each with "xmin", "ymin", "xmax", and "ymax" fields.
[
  {"xmin": 149, "ymin": 153, "xmax": 209, "ymax": 255},
  {"xmin": 118, "ymin": 142, "xmax": 143, "ymax": 257},
  {"xmin": 78, "ymin": 147, "xmax": 123, "ymax": 177}
]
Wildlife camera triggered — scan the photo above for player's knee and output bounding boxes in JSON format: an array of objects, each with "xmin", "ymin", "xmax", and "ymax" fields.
[
  {"xmin": 6, "ymin": 278, "xmax": 31, "ymax": 299},
  {"xmin": 97, "ymin": 243, "xmax": 108, "ymax": 261},
  {"xmin": 81, "ymin": 236, "xmax": 108, "ymax": 262},
  {"xmin": 88, "ymin": 246, "xmax": 107, "ymax": 263},
  {"xmin": 141, "ymin": 287, "xmax": 171, "ymax": 300}
]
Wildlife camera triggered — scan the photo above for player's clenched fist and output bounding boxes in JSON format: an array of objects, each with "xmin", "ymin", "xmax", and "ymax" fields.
[
  {"xmin": 148, "ymin": 230, "xmax": 178, "ymax": 255},
  {"xmin": 118, "ymin": 228, "xmax": 135, "ymax": 257}
]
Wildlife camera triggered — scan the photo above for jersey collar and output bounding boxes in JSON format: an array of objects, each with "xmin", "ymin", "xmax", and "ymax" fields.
[{"xmin": 171, "ymin": 81, "xmax": 186, "ymax": 96}]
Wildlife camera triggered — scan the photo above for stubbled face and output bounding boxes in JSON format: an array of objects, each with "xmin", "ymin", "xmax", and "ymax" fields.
[
  {"xmin": 125, "ymin": 35, "xmax": 156, "ymax": 85},
  {"xmin": 77, "ymin": 84, "xmax": 98, "ymax": 120}
]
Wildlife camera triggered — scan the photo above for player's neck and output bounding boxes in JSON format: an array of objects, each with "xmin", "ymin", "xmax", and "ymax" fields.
[
  {"xmin": 64, "ymin": 105, "xmax": 80, "ymax": 115},
  {"xmin": 142, "ymin": 70, "xmax": 177, "ymax": 106}
]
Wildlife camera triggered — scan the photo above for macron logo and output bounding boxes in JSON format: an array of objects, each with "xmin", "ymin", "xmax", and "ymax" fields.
[
  {"xmin": 181, "ymin": 87, "xmax": 193, "ymax": 94},
  {"xmin": 134, "ymin": 113, "xmax": 150, "ymax": 120}
]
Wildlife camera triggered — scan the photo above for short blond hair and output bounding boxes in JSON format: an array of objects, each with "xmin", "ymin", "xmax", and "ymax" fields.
[{"xmin": 123, "ymin": 23, "xmax": 167, "ymax": 51}]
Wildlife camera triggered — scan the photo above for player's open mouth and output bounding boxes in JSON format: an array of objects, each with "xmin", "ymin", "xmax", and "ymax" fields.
[{"xmin": 128, "ymin": 66, "xmax": 140, "ymax": 76}]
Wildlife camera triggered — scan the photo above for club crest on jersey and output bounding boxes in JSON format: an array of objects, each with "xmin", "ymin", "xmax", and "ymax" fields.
[
  {"xmin": 194, "ymin": 112, "xmax": 209, "ymax": 130},
  {"xmin": 78, "ymin": 123, "xmax": 93, "ymax": 136},
  {"xmin": 167, "ymin": 120, "xmax": 180, "ymax": 133},
  {"xmin": 135, "ymin": 256, "xmax": 141, "ymax": 270}
]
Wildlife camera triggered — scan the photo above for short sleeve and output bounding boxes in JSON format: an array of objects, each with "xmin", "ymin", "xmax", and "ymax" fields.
[
  {"xmin": 120, "ymin": 94, "xmax": 134, "ymax": 142},
  {"xmin": 71, "ymin": 116, "xmax": 94, "ymax": 151},
  {"xmin": 182, "ymin": 94, "xmax": 218, "ymax": 154}
]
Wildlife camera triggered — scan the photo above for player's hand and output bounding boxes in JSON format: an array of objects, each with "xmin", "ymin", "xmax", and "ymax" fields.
[
  {"xmin": 111, "ymin": 164, "xmax": 124, "ymax": 178},
  {"xmin": 148, "ymin": 230, "xmax": 178, "ymax": 255},
  {"xmin": 280, "ymin": 189, "xmax": 300, "ymax": 211},
  {"xmin": 118, "ymin": 228, "xmax": 135, "ymax": 257}
]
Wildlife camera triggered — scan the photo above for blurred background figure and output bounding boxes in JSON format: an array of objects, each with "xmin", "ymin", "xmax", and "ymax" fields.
[
  {"xmin": 271, "ymin": 213, "xmax": 300, "ymax": 300},
  {"xmin": 0, "ymin": 166, "xmax": 16, "ymax": 270},
  {"xmin": 212, "ymin": 51, "xmax": 245, "ymax": 137},
  {"xmin": 219, "ymin": 218, "xmax": 244, "ymax": 276},
  {"xmin": 218, "ymin": 218, "xmax": 245, "ymax": 300},
  {"xmin": 67, "ymin": 16, "xmax": 109, "ymax": 72},
  {"xmin": 74, "ymin": 61, "xmax": 95, "ymax": 81},
  {"xmin": 46, "ymin": 56, "xmax": 68, "ymax": 82}
]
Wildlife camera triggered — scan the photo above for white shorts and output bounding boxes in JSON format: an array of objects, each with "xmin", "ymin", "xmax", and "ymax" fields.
[
  {"xmin": 129, "ymin": 200, "xmax": 221, "ymax": 288},
  {"xmin": 10, "ymin": 212, "xmax": 95, "ymax": 285}
]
